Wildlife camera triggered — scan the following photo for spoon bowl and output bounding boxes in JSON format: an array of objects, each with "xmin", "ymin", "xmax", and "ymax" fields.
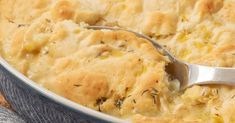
[{"xmin": 87, "ymin": 26, "xmax": 235, "ymax": 89}]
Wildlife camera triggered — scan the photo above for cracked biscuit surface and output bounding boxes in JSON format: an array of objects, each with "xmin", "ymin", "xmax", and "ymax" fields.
[{"xmin": 1, "ymin": 0, "xmax": 235, "ymax": 122}]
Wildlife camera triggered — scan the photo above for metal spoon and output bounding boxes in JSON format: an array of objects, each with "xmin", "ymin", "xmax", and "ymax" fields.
[{"xmin": 87, "ymin": 26, "xmax": 235, "ymax": 89}]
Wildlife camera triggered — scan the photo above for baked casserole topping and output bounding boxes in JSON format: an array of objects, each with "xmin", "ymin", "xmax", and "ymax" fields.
[{"xmin": 1, "ymin": 0, "xmax": 235, "ymax": 122}]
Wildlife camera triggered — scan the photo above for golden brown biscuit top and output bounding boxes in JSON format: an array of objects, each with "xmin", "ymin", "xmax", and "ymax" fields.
[
  {"xmin": 1, "ymin": 0, "xmax": 235, "ymax": 123},
  {"xmin": 1, "ymin": 17, "xmax": 176, "ymax": 118}
]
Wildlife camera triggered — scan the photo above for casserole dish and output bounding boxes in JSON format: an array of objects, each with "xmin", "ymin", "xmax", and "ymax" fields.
[
  {"xmin": 0, "ymin": 57, "xmax": 127, "ymax": 123},
  {"xmin": 1, "ymin": 0, "xmax": 235, "ymax": 122}
]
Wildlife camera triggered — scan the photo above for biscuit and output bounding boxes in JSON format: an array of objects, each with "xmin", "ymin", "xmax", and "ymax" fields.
[{"xmin": 1, "ymin": 0, "xmax": 235, "ymax": 122}]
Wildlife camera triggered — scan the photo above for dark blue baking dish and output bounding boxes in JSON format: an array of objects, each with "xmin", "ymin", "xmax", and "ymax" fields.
[{"xmin": 0, "ymin": 57, "xmax": 128, "ymax": 123}]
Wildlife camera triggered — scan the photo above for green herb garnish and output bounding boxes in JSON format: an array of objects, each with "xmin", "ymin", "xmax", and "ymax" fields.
[
  {"xmin": 114, "ymin": 97, "xmax": 125, "ymax": 109},
  {"xmin": 96, "ymin": 97, "xmax": 107, "ymax": 112},
  {"xmin": 73, "ymin": 84, "xmax": 82, "ymax": 87}
]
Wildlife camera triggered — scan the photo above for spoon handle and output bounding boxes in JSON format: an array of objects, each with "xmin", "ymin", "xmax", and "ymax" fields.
[{"xmin": 188, "ymin": 64, "xmax": 235, "ymax": 86}]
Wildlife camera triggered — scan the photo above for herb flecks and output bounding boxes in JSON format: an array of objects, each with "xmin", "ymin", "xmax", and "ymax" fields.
[
  {"xmin": 125, "ymin": 87, "xmax": 129, "ymax": 93},
  {"xmin": 100, "ymin": 41, "xmax": 105, "ymax": 44},
  {"xmin": 42, "ymin": 49, "xmax": 49, "ymax": 55},
  {"xmin": 231, "ymin": 95, "xmax": 235, "ymax": 99},
  {"xmin": 96, "ymin": 50, "xmax": 109, "ymax": 58},
  {"xmin": 127, "ymin": 50, "xmax": 134, "ymax": 53},
  {"xmin": 150, "ymin": 88, "xmax": 159, "ymax": 104},
  {"xmin": 114, "ymin": 97, "xmax": 125, "ymax": 109},
  {"xmin": 151, "ymin": 88, "xmax": 159, "ymax": 95},
  {"xmin": 96, "ymin": 97, "xmax": 107, "ymax": 112},
  {"xmin": 142, "ymin": 90, "xmax": 148, "ymax": 96},
  {"xmin": 45, "ymin": 19, "xmax": 51, "ymax": 23},
  {"xmin": 6, "ymin": 18, "xmax": 14, "ymax": 23},
  {"xmin": 118, "ymin": 44, "xmax": 126, "ymax": 48},
  {"xmin": 141, "ymin": 88, "xmax": 159, "ymax": 104},
  {"xmin": 215, "ymin": 113, "xmax": 220, "ymax": 117},
  {"xmin": 133, "ymin": 99, "xmax": 136, "ymax": 104},
  {"xmin": 17, "ymin": 24, "xmax": 29, "ymax": 28},
  {"xmin": 74, "ymin": 84, "xmax": 82, "ymax": 87},
  {"xmin": 214, "ymin": 89, "xmax": 219, "ymax": 95}
]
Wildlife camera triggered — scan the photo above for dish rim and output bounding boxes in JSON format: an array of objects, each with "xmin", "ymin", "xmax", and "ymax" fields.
[{"xmin": 0, "ymin": 57, "xmax": 129, "ymax": 123}]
